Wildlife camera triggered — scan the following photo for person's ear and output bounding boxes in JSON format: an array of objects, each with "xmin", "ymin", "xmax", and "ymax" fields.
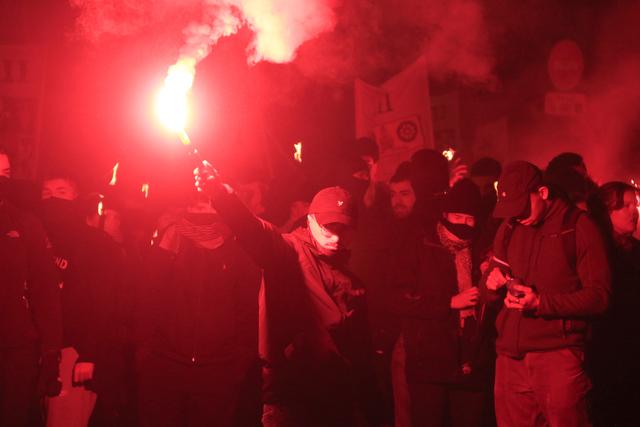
[{"xmin": 538, "ymin": 186, "xmax": 550, "ymax": 201}]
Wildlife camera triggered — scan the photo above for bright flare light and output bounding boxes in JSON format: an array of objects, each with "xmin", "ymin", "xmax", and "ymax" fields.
[
  {"xmin": 97, "ymin": 198, "xmax": 104, "ymax": 217},
  {"xmin": 156, "ymin": 59, "xmax": 195, "ymax": 145},
  {"xmin": 141, "ymin": 183, "xmax": 150, "ymax": 199},
  {"xmin": 294, "ymin": 142, "xmax": 302, "ymax": 163},
  {"xmin": 442, "ymin": 148, "xmax": 456, "ymax": 162},
  {"xmin": 109, "ymin": 162, "xmax": 119, "ymax": 186}
]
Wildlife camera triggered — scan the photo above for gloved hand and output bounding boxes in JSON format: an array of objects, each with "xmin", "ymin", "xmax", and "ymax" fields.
[
  {"xmin": 193, "ymin": 160, "xmax": 226, "ymax": 194},
  {"xmin": 37, "ymin": 350, "xmax": 62, "ymax": 397}
]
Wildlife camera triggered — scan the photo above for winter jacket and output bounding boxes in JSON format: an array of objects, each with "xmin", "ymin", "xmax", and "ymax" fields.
[
  {"xmin": 212, "ymin": 191, "xmax": 373, "ymax": 404},
  {"xmin": 45, "ymin": 222, "xmax": 126, "ymax": 358},
  {"xmin": 481, "ymin": 199, "xmax": 610, "ymax": 358},
  {"xmin": 392, "ymin": 230, "xmax": 494, "ymax": 385},
  {"xmin": 0, "ymin": 201, "xmax": 62, "ymax": 353},
  {"xmin": 139, "ymin": 235, "xmax": 261, "ymax": 366}
]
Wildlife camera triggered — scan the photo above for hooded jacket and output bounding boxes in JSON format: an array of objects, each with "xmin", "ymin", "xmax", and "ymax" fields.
[{"xmin": 212, "ymin": 191, "xmax": 372, "ymax": 404}]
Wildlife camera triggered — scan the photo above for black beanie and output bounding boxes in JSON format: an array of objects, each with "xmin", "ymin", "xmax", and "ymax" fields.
[{"xmin": 443, "ymin": 179, "xmax": 482, "ymax": 217}]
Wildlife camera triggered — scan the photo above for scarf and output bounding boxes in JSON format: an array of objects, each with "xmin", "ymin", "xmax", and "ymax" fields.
[
  {"xmin": 159, "ymin": 216, "xmax": 231, "ymax": 253},
  {"xmin": 437, "ymin": 222, "xmax": 475, "ymax": 328}
]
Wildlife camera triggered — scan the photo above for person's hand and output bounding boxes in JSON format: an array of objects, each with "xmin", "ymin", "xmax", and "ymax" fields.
[
  {"xmin": 504, "ymin": 284, "xmax": 540, "ymax": 311},
  {"xmin": 368, "ymin": 161, "xmax": 379, "ymax": 182},
  {"xmin": 451, "ymin": 287, "xmax": 480, "ymax": 309},
  {"xmin": 486, "ymin": 267, "xmax": 509, "ymax": 291},
  {"xmin": 73, "ymin": 362, "xmax": 95, "ymax": 383},
  {"xmin": 37, "ymin": 350, "xmax": 62, "ymax": 397},
  {"xmin": 449, "ymin": 158, "xmax": 469, "ymax": 188},
  {"xmin": 193, "ymin": 160, "xmax": 221, "ymax": 194}
]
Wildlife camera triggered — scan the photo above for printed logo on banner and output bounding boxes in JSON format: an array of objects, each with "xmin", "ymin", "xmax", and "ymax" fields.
[{"xmin": 397, "ymin": 120, "xmax": 418, "ymax": 142}]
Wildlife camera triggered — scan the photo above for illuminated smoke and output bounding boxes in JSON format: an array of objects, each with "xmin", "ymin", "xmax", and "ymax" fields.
[
  {"xmin": 69, "ymin": 0, "xmax": 336, "ymax": 65},
  {"xmin": 508, "ymin": 2, "xmax": 640, "ymax": 182},
  {"xmin": 69, "ymin": 0, "xmax": 492, "ymax": 84},
  {"xmin": 68, "ymin": 0, "xmax": 162, "ymax": 42},
  {"xmin": 295, "ymin": 0, "xmax": 494, "ymax": 84}
]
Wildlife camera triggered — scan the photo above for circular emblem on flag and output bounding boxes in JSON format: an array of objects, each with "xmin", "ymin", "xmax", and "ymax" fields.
[{"xmin": 396, "ymin": 121, "xmax": 418, "ymax": 142}]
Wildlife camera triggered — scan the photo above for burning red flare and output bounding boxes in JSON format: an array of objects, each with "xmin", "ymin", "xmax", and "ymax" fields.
[
  {"xmin": 97, "ymin": 197, "xmax": 104, "ymax": 217},
  {"xmin": 294, "ymin": 142, "xmax": 302, "ymax": 163},
  {"xmin": 442, "ymin": 148, "xmax": 456, "ymax": 162},
  {"xmin": 141, "ymin": 183, "xmax": 150, "ymax": 199},
  {"xmin": 109, "ymin": 162, "xmax": 119, "ymax": 186},
  {"xmin": 155, "ymin": 59, "xmax": 195, "ymax": 145}
]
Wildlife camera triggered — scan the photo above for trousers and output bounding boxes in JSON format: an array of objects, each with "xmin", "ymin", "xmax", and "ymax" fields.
[{"xmin": 494, "ymin": 349, "xmax": 591, "ymax": 427}]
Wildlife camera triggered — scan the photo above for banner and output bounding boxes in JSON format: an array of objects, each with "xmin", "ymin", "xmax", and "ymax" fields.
[
  {"xmin": 0, "ymin": 44, "xmax": 46, "ymax": 179},
  {"xmin": 355, "ymin": 55, "xmax": 433, "ymax": 181}
]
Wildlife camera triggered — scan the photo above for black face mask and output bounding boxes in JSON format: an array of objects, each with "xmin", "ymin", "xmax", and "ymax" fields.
[
  {"xmin": 441, "ymin": 218, "xmax": 476, "ymax": 241},
  {"xmin": 40, "ymin": 198, "xmax": 82, "ymax": 226},
  {"xmin": 183, "ymin": 212, "xmax": 220, "ymax": 225}
]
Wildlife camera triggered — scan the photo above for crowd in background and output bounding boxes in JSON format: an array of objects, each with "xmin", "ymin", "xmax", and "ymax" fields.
[{"xmin": 1, "ymin": 138, "xmax": 639, "ymax": 427}]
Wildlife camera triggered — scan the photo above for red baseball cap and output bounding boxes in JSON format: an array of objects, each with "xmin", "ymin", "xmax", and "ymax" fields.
[{"xmin": 308, "ymin": 186, "xmax": 355, "ymax": 226}]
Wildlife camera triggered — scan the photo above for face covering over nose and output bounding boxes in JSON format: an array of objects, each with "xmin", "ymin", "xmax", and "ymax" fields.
[
  {"xmin": 441, "ymin": 218, "xmax": 476, "ymax": 241},
  {"xmin": 40, "ymin": 198, "xmax": 82, "ymax": 226}
]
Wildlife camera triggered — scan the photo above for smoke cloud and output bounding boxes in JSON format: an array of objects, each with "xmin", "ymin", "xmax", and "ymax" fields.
[
  {"xmin": 504, "ymin": 1, "xmax": 640, "ymax": 183},
  {"xmin": 69, "ymin": 0, "xmax": 493, "ymax": 82},
  {"xmin": 294, "ymin": 0, "xmax": 494, "ymax": 84},
  {"xmin": 69, "ymin": 0, "xmax": 336, "ymax": 65}
]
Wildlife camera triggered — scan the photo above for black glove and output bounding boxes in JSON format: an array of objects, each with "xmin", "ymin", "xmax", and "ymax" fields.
[
  {"xmin": 37, "ymin": 350, "xmax": 62, "ymax": 397},
  {"xmin": 193, "ymin": 160, "xmax": 222, "ymax": 194}
]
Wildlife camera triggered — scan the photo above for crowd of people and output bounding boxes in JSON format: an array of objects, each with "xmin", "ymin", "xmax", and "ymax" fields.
[{"xmin": 0, "ymin": 140, "xmax": 639, "ymax": 427}]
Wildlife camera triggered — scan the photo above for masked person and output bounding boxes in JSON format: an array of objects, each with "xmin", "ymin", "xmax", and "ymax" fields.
[
  {"xmin": 392, "ymin": 179, "xmax": 493, "ymax": 427},
  {"xmin": 0, "ymin": 149, "xmax": 63, "ymax": 427},
  {"xmin": 135, "ymin": 193, "xmax": 261, "ymax": 427},
  {"xmin": 196, "ymin": 164, "xmax": 378, "ymax": 427},
  {"xmin": 40, "ymin": 175, "xmax": 127, "ymax": 427},
  {"xmin": 481, "ymin": 161, "xmax": 610, "ymax": 427}
]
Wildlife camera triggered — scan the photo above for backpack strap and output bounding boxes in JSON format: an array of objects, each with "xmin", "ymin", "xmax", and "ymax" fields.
[
  {"xmin": 559, "ymin": 206, "xmax": 584, "ymax": 269},
  {"xmin": 497, "ymin": 208, "xmax": 584, "ymax": 269},
  {"xmin": 496, "ymin": 218, "xmax": 516, "ymax": 265}
]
